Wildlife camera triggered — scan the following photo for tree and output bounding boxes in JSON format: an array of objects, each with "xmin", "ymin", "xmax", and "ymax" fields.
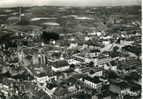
[
  {"xmin": 41, "ymin": 31, "xmax": 60, "ymax": 43},
  {"xmin": 122, "ymin": 45, "xmax": 141, "ymax": 59},
  {"xmin": 70, "ymin": 64, "xmax": 75, "ymax": 71},
  {"xmin": 88, "ymin": 61, "xmax": 94, "ymax": 67},
  {"xmin": 106, "ymin": 70, "xmax": 118, "ymax": 79},
  {"xmin": 125, "ymin": 71, "xmax": 140, "ymax": 81},
  {"xmin": 89, "ymin": 70, "xmax": 95, "ymax": 75}
]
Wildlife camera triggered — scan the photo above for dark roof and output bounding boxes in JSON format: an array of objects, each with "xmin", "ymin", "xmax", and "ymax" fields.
[
  {"xmin": 53, "ymin": 60, "xmax": 69, "ymax": 68},
  {"xmin": 53, "ymin": 87, "xmax": 68, "ymax": 96},
  {"xmin": 83, "ymin": 76, "xmax": 101, "ymax": 83},
  {"xmin": 23, "ymin": 48, "xmax": 39, "ymax": 55}
]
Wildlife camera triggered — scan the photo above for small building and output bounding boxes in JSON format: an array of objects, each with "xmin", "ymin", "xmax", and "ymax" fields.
[
  {"xmin": 87, "ymin": 69, "xmax": 103, "ymax": 78},
  {"xmin": 68, "ymin": 59, "xmax": 81, "ymax": 65},
  {"xmin": 36, "ymin": 76, "xmax": 57, "ymax": 83},
  {"xmin": 51, "ymin": 60, "xmax": 70, "ymax": 72},
  {"xmin": 79, "ymin": 76, "xmax": 103, "ymax": 91},
  {"xmin": 68, "ymin": 43, "xmax": 78, "ymax": 49}
]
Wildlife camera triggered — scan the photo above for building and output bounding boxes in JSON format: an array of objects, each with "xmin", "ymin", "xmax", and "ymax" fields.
[
  {"xmin": 51, "ymin": 60, "xmax": 70, "ymax": 72},
  {"xmin": 87, "ymin": 69, "xmax": 103, "ymax": 78},
  {"xmin": 68, "ymin": 59, "xmax": 81, "ymax": 65},
  {"xmin": 78, "ymin": 76, "xmax": 103, "ymax": 91},
  {"xmin": 18, "ymin": 47, "xmax": 48, "ymax": 65}
]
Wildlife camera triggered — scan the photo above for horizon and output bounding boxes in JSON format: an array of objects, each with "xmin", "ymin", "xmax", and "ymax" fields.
[{"xmin": 0, "ymin": 0, "xmax": 141, "ymax": 8}]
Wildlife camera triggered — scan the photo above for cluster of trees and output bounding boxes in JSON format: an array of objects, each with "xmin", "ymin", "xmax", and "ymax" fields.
[
  {"xmin": 122, "ymin": 45, "xmax": 141, "ymax": 57},
  {"xmin": 41, "ymin": 31, "xmax": 60, "ymax": 43},
  {"xmin": 0, "ymin": 69, "xmax": 34, "ymax": 80}
]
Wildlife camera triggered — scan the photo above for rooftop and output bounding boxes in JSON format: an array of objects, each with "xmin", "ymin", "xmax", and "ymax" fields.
[{"xmin": 52, "ymin": 60, "xmax": 69, "ymax": 68}]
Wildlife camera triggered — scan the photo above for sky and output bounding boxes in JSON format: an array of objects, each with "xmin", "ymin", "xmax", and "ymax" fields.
[{"xmin": 0, "ymin": 0, "xmax": 141, "ymax": 7}]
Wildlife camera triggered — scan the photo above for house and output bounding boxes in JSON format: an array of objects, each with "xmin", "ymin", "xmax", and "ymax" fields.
[
  {"xmin": 84, "ymin": 36, "xmax": 91, "ymax": 41},
  {"xmin": 87, "ymin": 69, "xmax": 103, "ymax": 78},
  {"xmin": 79, "ymin": 76, "xmax": 103, "ymax": 90},
  {"xmin": 88, "ymin": 32, "xmax": 96, "ymax": 36},
  {"xmin": 36, "ymin": 76, "xmax": 57, "ymax": 83},
  {"xmin": 110, "ymin": 66, "xmax": 117, "ymax": 71},
  {"xmin": 85, "ymin": 53, "xmax": 97, "ymax": 58},
  {"xmin": 72, "ymin": 55, "xmax": 86, "ymax": 63},
  {"xmin": 51, "ymin": 60, "xmax": 70, "ymax": 72},
  {"xmin": 102, "ymin": 60, "xmax": 118, "ymax": 71},
  {"xmin": 68, "ymin": 59, "xmax": 81, "ymax": 65},
  {"xmin": 102, "ymin": 36, "xmax": 112, "ymax": 40},
  {"xmin": 52, "ymin": 78, "xmax": 83, "ymax": 99},
  {"xmin": 109, "ymin": 80, "xmax": 141, "ymax": 99},
  {"xmin": 68, "ymin": 43, "xmax": 78, "ymax": 49},
  {"xmin": 32, "ymin": 54, "xmax": 48, "ymax": 65},
  {"xmin": 73, "ymin": 53, "xmax": 98, "ymax": 64},
  {"xmin": 0, "ymin": 83, "xmax": 9, "ymax": 97},
  {"xmin": 121, "ymin": 88, "xmax": 140, "ymax": 97},
  {"xmin": 18, "ymin": 49, "xmax": 25, "ymax": 63}
]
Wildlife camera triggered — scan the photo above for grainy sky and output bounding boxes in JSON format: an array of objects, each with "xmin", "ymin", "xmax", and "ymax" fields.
[{"xmin": 0, "ymin": 0, "xmax": 141, "ymax": 7}]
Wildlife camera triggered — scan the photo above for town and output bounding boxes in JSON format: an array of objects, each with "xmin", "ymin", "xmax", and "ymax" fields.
[{"xmin": 0, "ymin": 5, "xmax": 141, "ymax": 99}]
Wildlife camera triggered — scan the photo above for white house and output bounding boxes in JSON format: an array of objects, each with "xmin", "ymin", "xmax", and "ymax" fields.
[
  {"xmin": 111, "ymin": 66, "xmax": 117, "ymax": 71},
  {"xmin": 79, "ymin": 78, "xmax": 102, "ymax": 89},
  {"xmin": 68, "ymin": 59, "xmax": 81, "ymax": 65},
  {"xmin": 68, "ymin": 43, "xmax": 78, "ymax": 49},
  {"xmin": 84, "ymin": 36, "xmax": 91, "ymax": 41},
  {"xmin": 51, "ymin": 66, "xmax": 70, "ymax": 72},
  {"xmin": 36, "ymin": 76, "xmax": 57, "ymax": 83},
  {"xmin": 96, "ymin": 32, "xmax": 102, "ymax": 36}
]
